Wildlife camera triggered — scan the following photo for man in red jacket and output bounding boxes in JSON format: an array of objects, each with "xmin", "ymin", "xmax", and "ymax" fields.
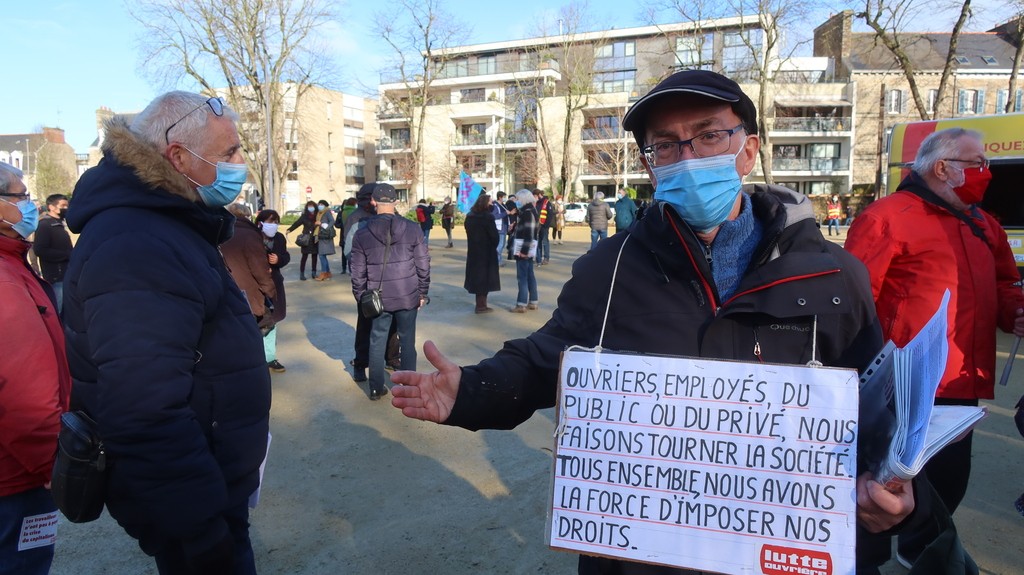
[
  {"xmin": 0, "ymin": 162, "xmax": 71, "ymax": 574},
  {"xmin": 846, "ymin": 127, "xmax": 1024, "ymax": 567}
]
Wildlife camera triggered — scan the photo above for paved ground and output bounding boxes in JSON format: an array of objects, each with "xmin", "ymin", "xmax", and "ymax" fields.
[{"xmin": 50, "ymin": 224, "xmax": 1023, "ymax": 574}]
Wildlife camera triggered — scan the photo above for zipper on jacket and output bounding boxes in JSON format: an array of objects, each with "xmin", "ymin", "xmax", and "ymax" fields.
[
  {"xmin": 666, "ymin": 214, "xmax": 719, "ymax": 313},
  {"xmin": 702, "ymin": 242, "xmax": 713, "ymax": 266},
  {"xmin": 752, "ymin": 326, "xmax": 763, "ymax": 363}
]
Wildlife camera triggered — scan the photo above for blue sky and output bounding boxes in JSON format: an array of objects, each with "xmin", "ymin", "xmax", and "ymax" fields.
[{"xmin": 2, "ymin": 0, "xmax": 1010, "ymax": 152}]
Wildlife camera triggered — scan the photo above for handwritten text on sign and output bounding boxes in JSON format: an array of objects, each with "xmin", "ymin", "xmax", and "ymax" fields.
[{"xmin": 548, "ymin": 350, "xmax": 859, "ymax": 575}]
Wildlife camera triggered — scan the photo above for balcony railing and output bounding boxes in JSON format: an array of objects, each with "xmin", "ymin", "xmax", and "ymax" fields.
[
  {"xmin": 771, "ymin": 117, "xmax": 851, "ymax": 132},
  {"xmin": 502, "ymin": 130, "xmax": 537, "ymax": 144},
  {"xmin": 377, "ymin": 110, "xmax": 409, "ymax": 121},
  {"xmin": 772, "ymin": 157, "xmax": 850, "ymax": 171},
  {"xmin": 580, "ymin": 163, "xmax": 645, "ymax": 175},
  {"xmin": 377, "ymin": 138, "xmax": 411, "ymax": 151},
  {"xmin": 455, "ymin": 133, "xmax": 488, "ymax": 146},
  {"xmin": 581, "ymin": 127, "xmax": 623, "ymax": 140}
]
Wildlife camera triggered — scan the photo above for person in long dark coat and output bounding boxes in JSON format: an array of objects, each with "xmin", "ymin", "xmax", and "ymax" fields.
[
  {"xmin": 463, "ymin": 193, "xmax": 500, "ymax": 313},
  {"xmin": 286, "ymin": 200, "xmax": 319, "ymax": 280},
  {"xmin": 256, "ymin": 209, "xmax": 291, "ymax": 372}
]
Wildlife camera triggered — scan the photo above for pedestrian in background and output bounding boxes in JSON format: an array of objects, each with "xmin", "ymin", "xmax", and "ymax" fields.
[
  {"xmin": 440, "ymin": 196, "xmax": 455, "ymax": 248},
  {"xmin": 465, "ymin": 193, "xmax": 499, "ymax": 313},
  {"xmin": 550, "ymin": 195, "xmax": 565, "ymax": 244},
  {"xmin": 256, "ymin": 209, "xmax": 291, "ymax": 373},
  {"xmin": 350, "ymin": 184, "xmax": 430, "ymax": 400},
  {"xmin": 415, "ymin": 199, "xmax": 435, "ymax": 244},
  {"xmin": 585, "ymin": 191, "xmax": 613, "ymax": 250},
  {"xmin": 826, "ymin": 194, "xmax": 842, "ymax": 236},
  {"xmin": 314, "ymin": 199, "xmax": 335, "ymax": 281},
  {"xmin": 509, "ymin": 189, "xmax": 539, "ymax": 313},
  {"xmin": 0, "ymin": 162, "xmax": 70, "ymax": 575},
  {"xmin": 613, "ymin": 187, "xmax": 638, "ymax": 232},
  {"xmin": 222, "ymin": 203, "xmax": 277, "ymax": 337},
  {"xmin": 492, "ymin": 191, "xmax": 510, "ymax": 266},
  {"xmin": 32, "ymin": 193, "xmax": 72, "ymax": 313},
  {"xmin": 533, "ymin": 190, "xmax": 550, "ymax": 265},
  {"xmin": 287, "ymin": 200, "xmax": 319, "ymax": 280}
]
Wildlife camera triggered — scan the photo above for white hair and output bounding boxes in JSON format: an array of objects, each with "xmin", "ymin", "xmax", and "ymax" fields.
[
  {"xmin": 130, "ymin": 91, "xmax": 239, "ymax": 149},
  {"xmin": 514, "ymin": 189, "xmax": 536, "ymax": 205},
  {"xmin": 912, "ymin": 128, "xmax": 983, "ymax": 175}
]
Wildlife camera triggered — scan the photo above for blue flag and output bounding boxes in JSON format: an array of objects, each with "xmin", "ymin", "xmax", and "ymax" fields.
[{"xmin": 457, "ymin": 170, "xmax": 483, "ymax": 213}]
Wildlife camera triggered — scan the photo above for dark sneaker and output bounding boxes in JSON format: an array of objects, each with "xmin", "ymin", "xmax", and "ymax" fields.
[
  {"xmin": 267, "ymin": 360, "xmax": 286, "ymax": 373},
  {"xmin": 369, "ymin": 387, "xmax": 389, "ymax": 401},
  {"xmin": 353, "ymin": 368, "xmax": 367, "ymax": 382}
]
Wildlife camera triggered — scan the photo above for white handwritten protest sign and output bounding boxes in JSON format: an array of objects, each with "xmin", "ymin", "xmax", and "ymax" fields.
[{"xmin": 548, "ymin": 349, "xmax": 859, "ymax": 575}]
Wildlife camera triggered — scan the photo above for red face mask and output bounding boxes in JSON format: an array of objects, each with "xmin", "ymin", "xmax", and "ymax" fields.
[{"xmin": 952, "ymin": 165, "xmax": 992, "ymax": 205}]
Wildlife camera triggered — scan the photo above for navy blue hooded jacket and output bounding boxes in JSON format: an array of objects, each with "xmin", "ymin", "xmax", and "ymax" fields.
[{"xmin": 62, "ymin": 117, "xmax": 271, "ymax": 556}]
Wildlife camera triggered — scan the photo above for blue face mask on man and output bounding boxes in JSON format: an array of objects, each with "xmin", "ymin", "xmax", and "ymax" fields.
[
  {"xmin": 182, "ymin": 147, "xmax": 248, "ymax": 207},
  {"xmin": 1, "ymin": 197, "xmax": 39, "ymax": 239},
  {"xmin": 651, "ymin": 139, "xmax": 746, "ymax": 233}
]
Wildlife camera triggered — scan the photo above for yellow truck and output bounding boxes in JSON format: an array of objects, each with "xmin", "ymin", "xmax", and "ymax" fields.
[{"xmin": 886, "ymin": 113, "xmax": 1024, "ymax": 271}]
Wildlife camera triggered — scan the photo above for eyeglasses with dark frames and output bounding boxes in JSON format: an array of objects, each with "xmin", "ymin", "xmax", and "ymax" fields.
[
  {"xmin": 943, "ymin": 157, "xmax": 990, "ymax": 170},
  {"xmin": 164, "ymin": 97, "xmax": 225, "ymax": 144},
  {"xmin": 0, "ymin": 192, "xmax": 31, "ymax": 201},
  {"xmin": 642, "ymin": 125, "xmax": 746, "ymax": 166}
]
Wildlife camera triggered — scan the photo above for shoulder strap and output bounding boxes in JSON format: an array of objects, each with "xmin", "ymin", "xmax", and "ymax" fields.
[{"xmin": 378, "ymin": 224, "xmax": 392, "ymax": 290}]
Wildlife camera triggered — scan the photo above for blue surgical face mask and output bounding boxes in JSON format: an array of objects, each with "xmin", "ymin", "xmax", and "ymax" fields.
[
  {"xmin": 182, "ymin": 147, "xmax": 248, "ymax": 207},
  {"xmin": 261, "ymin": 222, "xmax": 279, "ymax": 237},
  {"xmin": 307, "ymin": 206, "xmax": 315, "ymax": 213},
  {"xmin": 651, "ymin": 140, "xmax": 746, "ymax": 233},
  {"xmin": 318, "ymin": 204, "xmax": 326, "ymax": 212},
  {"xmin": 1, "ymin": 198, "xmax": 39, "ymax": 238}
]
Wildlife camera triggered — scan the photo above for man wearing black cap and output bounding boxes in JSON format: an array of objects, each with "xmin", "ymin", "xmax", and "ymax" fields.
[
  {"xmin": 350, "ymin": 184, "xmax": 430, "ymax": 400},
  {"xmin": 391, "ymin": 70, "xmax": 919, "ymax": 574}
]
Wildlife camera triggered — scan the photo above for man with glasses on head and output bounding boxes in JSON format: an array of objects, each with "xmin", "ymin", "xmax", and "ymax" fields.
[
  {"xmin": 62, "ymin": 92, "xmax": 270, "ymax": 574},
  {"xmin": 389, "ymin": 70, "xmax": 920, "ymax": 575},
  {"xmin": 846, "ymin": 127, "xmax": 1024, "ymax": 569}
]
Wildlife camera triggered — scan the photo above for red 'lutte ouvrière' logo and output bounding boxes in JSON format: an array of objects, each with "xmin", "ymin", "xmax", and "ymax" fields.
[{"xmin": 760, "ymin": 544, "xmax": 833, "ymax": 575}]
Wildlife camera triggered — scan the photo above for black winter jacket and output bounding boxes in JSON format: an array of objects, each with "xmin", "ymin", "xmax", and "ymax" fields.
[
  {"xmin": 63, "ymin": 117, "xmax": 271, "ymax": 558},
  {"xmin": 32, "ymin": 213, "xmax": 72, "ymax": 283},
  {"xmin": 445, "ymin": 186, "xmax": 921, "ymax": 573}
]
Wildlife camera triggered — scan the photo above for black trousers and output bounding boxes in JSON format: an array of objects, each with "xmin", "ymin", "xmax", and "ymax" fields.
[
  {"xmin": 354, "ymin": 304, "xmax": 399, "ymax": 369},
  {"xmin": 897, "ymin": 398, "xmax": 977, "ymax": 557}
]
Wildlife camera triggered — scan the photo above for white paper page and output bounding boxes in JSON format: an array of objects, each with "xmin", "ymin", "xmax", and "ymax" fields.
[{"xmin": 550, "ymin": 349, "xmax": 860, "ymax": 575}]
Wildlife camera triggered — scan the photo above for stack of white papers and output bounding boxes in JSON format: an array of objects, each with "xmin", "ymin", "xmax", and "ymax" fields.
[{"xmin": 859, "ymin": 290, "xmax": 987, "ymax": 488}]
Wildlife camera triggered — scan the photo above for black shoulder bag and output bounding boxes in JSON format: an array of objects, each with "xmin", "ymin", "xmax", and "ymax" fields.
[
  {"xmin": 359, "ymin": 225, "xmax": 391, "ymax": 319},
  {"xmin": 51, "ymin": 410, "xmax": 108, "ymax": 523}
]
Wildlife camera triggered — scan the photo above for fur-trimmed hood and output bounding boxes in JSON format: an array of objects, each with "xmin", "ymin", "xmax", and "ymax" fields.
[
  {"xmin": 67, "ymin": 116, "xmax": 233, "ymax": 245},
  {"xmin": 101, "ymin": 116, "xmax": 198, "ymax": 202}
]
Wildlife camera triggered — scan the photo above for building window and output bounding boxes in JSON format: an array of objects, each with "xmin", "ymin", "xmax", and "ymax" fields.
[
  {"xmin": 328, "ymin": 161, "xmax": 334, "ymax": 179},
  {"xmin": 477, "ymin": 55, "xmax": 496, "ymax": 75},
  {"xmin": 389, "ymin": 128, "xmax": 410, "ymax": 147},
  {"xmin": 460, "ymin": 123, "xmax": 486, "ymax": 145},
  {"xmin": 926, "ymin": 89, "xmax": 938, "ymax": 114},
  {"xmin": 460, "ymin": 88, "xmax": 485, "ymax": 103},
  {"xmin": 439, "ymin": 57, "xmax": 468, "ymax": 79},
  {"xmin": 958, "ymin": 89, "xmax": 985, "ymax": 115},
  {"xmin": 675, "ymin": 33, "xmax": 714, "ymax": 70},
  {"xmin": 326, "ymin": 101, "xmax": 332, "ymax": 120},
  {"xmin": 721, "ymin": 30, "xmax": 760, "ymax": 81},
  {"xmin": 327, "ymin": 132, "xmax": 333, "ymax": 151},
  {"xmin": 583, "ymin": 115, "xmax": 620, "ymax": 139},
  {"xmin": 593, "ymin": 41, "xmax": 636, "ymax": 94},
  {"xmin": 807, "ymin": 181, "xmax": 836, "ymax": 196},
  {"xmin": 954, "ymin": 55, "xmax": 970, "ymax": 65},
  {"xmin": 886, "ymin": 89, "xmax": 905, "ymax": 114}
]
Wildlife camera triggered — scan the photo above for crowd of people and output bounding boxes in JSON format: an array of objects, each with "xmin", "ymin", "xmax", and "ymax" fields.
[{"xmin": 3, "ymin": 71, "xmax": 1024, "ymax": 575}]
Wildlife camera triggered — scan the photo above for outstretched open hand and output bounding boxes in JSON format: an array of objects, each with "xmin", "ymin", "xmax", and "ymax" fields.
[{"xmin": 390, "ymin": 340, "xmax": 461, "ymax": 423}]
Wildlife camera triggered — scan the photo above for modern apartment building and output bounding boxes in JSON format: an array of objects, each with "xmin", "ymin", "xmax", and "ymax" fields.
[
  {"xmin": 377, "ymin": 16, "xmax": 784, "ymax": 202},
  {"xmin": 372, "ymin": 18, "xmax": 859, "ymax": 203}
]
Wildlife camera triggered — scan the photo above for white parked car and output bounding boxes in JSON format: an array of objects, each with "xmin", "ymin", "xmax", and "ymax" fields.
[
  {"xmin": 563, "ymin": 202, "xmax": 587, "ymax": 223},
  {"xmin": 563, "ymin": 200, "xmax": 616, "ymax": 224}
]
